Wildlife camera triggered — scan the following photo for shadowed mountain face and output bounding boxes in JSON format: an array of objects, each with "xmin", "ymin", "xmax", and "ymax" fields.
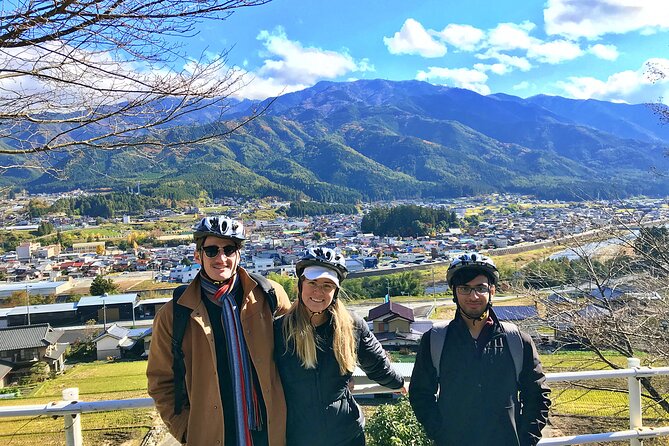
[{"xmin": 9, "ymin": 79, "xmax": 669, "ymax": 201}]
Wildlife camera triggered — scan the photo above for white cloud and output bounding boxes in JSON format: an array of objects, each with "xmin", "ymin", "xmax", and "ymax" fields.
[
  {"xmin": 475, "ymin": 50, "xmax": 533, "ymax": 72},
  {"xmin": 555, "ymin": 58, "xmax": 669, "ymax": 104},
  {"xmin": 235, "ymin": 28, "xmax": 373, "ymax": 99},
  {"xmin": 527, "ymin": 39, "xmax": 584, "ymax": 64},
  {"xmin": 474, "ymin": 62, "xmax": 512, "ymax": 75},
  {"xmin": 545, "ymin": 0, "xmax": 669, "ymax": 39},
  {"xmin": 512, "ymin": 81, "xmax": 532, "ymax": 91},
  {"xmin": 488, "ymin": 22, "xmax": 536, "ymax": 51},
  {"xmin": 383, "ymin": 19, "xmax": 447, "ymax": 58},
  {"xmin": 589, "ymin": 43, "xmax": 619, "ymax": 61},
  {"xmin": 415, "ymin": 67, "xmax": 490, "ymax": 95},
  {"xmin": 437, "ymin": 24, "xmax": 485, "ymax": 51}
]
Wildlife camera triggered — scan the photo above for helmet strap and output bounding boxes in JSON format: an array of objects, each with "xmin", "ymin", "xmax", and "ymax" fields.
[
  {"xmin": 454, "ymin": 291, "xmax": 493, "ymax": 324},
  {"xmin": 297, "ymin": 280, "xmax": 336, "ymax": 325}
]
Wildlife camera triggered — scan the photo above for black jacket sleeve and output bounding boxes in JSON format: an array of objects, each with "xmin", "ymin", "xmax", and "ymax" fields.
[
  {"xmin": 354, "ymin": 316, "xmax": 404, "ymax": 389},
  {"xmin": 518, "ymin": 332, "xmax": 551, "ymax": 446},
  {"xmin": 408, "ymin": 329, "xmax": 444, "ymax": 441}
]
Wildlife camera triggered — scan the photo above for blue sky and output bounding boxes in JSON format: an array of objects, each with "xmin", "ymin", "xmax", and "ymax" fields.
[{"xmin": 187, "ymin": 0, "xmax": 669, "ymax": 104}]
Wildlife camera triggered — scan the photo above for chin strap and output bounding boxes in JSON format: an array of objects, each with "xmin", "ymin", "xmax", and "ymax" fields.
[
  {"xmin": 458, "ymin": 305, "xmax": 490, "ymax": 325},
  {"xmin": 454, "ymin": 290, "xmax": 493, "ymax": 325},
  {"xmin": 298, "ymin": 282, "xmax": 339, "ymax": 325}
]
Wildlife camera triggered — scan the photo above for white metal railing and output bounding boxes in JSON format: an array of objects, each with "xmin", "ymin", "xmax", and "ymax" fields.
[{"xmin": 1, "ymin": 358, "xmax": 668, "ymax": 445}]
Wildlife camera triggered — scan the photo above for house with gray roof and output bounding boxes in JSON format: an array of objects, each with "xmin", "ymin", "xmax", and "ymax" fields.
[
  {"xmin": 367, "ymin": 301, "xmax": 421, "ymax": 350},
  {"xmin": 93, "ymin": 323, "xmax": 151, "ymax": 360},
  {"xmin": 0, "ymin": 324, "xmax": 67, "ymax": 385}
]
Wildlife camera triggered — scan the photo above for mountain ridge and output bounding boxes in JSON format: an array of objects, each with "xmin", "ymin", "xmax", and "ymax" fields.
[{"xmin": 6, "ymin": 79, "xmax": 669, "ymax": 201}]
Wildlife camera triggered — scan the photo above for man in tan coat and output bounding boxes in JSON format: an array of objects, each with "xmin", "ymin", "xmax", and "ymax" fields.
[{"xmin": 147, "ymin": 216, "xmax": 291, "ymax": 445}]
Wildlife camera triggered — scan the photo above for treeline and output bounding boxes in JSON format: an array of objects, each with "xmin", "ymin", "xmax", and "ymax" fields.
[
  {"xmin": 361, "ymin": 205, "xmax": 458, "ymax": 237},
  {"xmin": 343, "ymin": 271, "xmax": 424, "ymax": 299},
  {"xmin": 50, "ymin": 193, "xmax": 166, "ymax": 218},
  {"xmin": 285, "ymin": 201, "xmax": 358, "ymax": 217},
  {"xmin": 519, "ymin": 256, "xmax": 638, "ymax": 289}
]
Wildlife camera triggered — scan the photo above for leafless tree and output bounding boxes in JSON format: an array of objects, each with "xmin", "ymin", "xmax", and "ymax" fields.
[
  {"xmin": 0, "ymin": 0, "xmax": 272, "ymax": 174},
  {"xmin": 518, "ymin": 208, "xmax": 669, "ymax": 415}
]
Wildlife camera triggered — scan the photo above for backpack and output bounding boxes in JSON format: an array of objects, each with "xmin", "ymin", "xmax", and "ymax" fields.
[
  {"xmin": 171, "ymin": 272, "xmax": 278, "ymax": 414},
  {"xmin": 429, "ymin": 320, "xmax": 524, "ymax": 383}
]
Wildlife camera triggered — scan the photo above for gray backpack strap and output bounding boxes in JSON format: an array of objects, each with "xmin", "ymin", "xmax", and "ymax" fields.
[
  {"xmin": 500, "ymin": 321, "xmax": 524, "ymax": 382},
  {"xmin": 429, "ymin": 320, "xmax": 451, "ymax": 378}
]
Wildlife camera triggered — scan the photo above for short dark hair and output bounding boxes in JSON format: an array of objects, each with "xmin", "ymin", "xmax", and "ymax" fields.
[
  {"xmin": 450, "ymin": 268, "xmax": 496, "ymax": 289},
  {"xmin": 194, "ymin": 235, "xmax": 244, "ymax": 251}
]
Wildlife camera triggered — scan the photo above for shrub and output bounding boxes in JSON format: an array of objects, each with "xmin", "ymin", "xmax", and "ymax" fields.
[{"xmin": 365, "ymin": 397, "xmax": 430, "ymax": 446}]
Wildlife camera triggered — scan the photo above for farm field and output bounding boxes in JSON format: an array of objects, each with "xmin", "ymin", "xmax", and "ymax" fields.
[
  {"xmin": 0, "ymin": 361, "xmax": 152, "ymax": 445},
  {"xmin": 0, "ymin": 352, "xmax": 667, "ymax": 444}
]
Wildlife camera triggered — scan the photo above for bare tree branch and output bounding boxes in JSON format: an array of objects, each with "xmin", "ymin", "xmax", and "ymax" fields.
[{"xmin": 0, "ymin": 0, "xmax": 273, "ymax": 172}]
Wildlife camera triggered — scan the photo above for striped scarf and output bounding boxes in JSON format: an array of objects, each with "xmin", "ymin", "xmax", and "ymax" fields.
[{"xmin": 201, "ymin": 275, "xmax": 262, "ymax": 446}]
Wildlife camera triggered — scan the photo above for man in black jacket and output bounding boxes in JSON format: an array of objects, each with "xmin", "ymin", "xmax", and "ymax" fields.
[{"xmin": 409, "ymin": 253, "xmax": 551, "ymax": 446}]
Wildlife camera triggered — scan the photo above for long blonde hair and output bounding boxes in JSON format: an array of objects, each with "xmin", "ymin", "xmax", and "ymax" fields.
[{"xmin": 282, "ymin": 285, "xmax": 357, "ymax": 375}]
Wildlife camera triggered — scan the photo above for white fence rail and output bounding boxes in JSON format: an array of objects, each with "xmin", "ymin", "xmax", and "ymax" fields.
[{"xmin": 1, "ymin": 358, "xmax": 668, "ymax": 445}]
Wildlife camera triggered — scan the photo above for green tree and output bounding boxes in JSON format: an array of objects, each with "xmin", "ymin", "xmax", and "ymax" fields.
[
  {"xmin": 361, "ymin": 205, "xmax": 457, "ymax": 237},
  {"xmin": 267, "ymin": 273, "xmax": 297, "ymax": 302},
  {"xmin": 366, "ymin": 397, "xmax": 430, "ymax": 446},
  {"xmin": 36, "ymin": 221, "xmax": 55, "ymax": 236},
  {"xmin": 27, "ymin": 199, "xmax": 50, "ymax": 218},
  {"xmin": 633, "ymin": 226, "xmax": 669, "ymax": 276},
  {"xmin": 24, "ymin": 361, "xmax": 51, "ymax": 384},
  {"xmin": 90, "ymin": 275, "xmax": 119, "ymax": 296}
]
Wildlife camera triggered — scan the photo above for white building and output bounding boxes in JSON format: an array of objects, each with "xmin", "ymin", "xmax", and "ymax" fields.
[
  {"xmin": 250, "ymin": 256, "xmax": 274, "ymax": 274},
  {"xmin": 169, "ymin": 264, "xmax": 201, "ymax": 283},
  {"xmin": 16, "ymin": 242, "xmax": 40, "ymax": 261},
  {"xmin": 397, "ymin": 253, "xmax": 427, "ymax": 263}
]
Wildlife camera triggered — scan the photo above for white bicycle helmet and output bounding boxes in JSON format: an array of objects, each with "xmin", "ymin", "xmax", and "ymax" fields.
[
  {"xmin": 446, "ymin": 252, "xmax": 499, "ymax": 287},
  {"xmin": 193, "ymin": 216, "xmax": 246, "ymax": 243},
  {"xmin": 295, "ymin": 247, "xmax": 348, "ymax": 282}
]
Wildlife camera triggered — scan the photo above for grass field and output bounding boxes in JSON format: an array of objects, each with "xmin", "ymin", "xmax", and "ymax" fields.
[
  {"xmin": 0, "ymin": 352, "xmax": 667, "ymax": 444},
  {"xmin": 0, "ymin": 361, "xmax": 152, "ymax": 445}
]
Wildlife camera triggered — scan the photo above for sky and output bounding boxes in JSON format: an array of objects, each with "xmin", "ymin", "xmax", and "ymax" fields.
[{"xmin": 186, "ymin": 0, "xmax": 669, "ymax": 104}]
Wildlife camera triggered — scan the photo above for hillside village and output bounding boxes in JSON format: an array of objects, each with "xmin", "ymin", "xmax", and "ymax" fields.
[{"xmin": 1, "ymin": 192, "xmax": 666, "ymax": 285}]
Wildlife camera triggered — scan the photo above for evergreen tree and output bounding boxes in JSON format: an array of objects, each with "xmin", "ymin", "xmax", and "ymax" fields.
[{"xmin": 90, "ymin": 275, "xmax": 119, "ymax": 296}]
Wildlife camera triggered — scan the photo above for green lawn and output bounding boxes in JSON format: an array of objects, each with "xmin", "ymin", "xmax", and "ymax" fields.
[{"xmin": 0, "ymin": 361, "xmax": 152, "ymax": 445}]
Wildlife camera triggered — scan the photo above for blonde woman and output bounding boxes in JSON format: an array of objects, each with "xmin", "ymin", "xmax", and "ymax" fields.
[{"xmin": 274, "ymin": 248, "xmax": 404, "ymax": 446}]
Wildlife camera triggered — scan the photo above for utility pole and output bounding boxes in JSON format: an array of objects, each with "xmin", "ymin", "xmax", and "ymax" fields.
[
  {"xmin": 432, "ymin": 267, "xmax": 436, "ymax": 303},
  {"xmin": 26, "ymin": 283, "xmax": 30, "ymax": 325},
  {"xmin": 102, "ymin": 294, "xmax": 107, "ymax": 330}
]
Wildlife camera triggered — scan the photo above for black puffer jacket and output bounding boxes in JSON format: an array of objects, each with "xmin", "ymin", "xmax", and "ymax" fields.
[
  {"xmin": 274, "ymin": 313, "xmax": 404, "ymax": 446},
  {"xmin": 409, "ymin": 309, "xmax": 551, "ymax": 446}
]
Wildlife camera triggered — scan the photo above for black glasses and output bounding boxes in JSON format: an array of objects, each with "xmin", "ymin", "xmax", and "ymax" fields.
[
  {"xmin": 201, "ymin": 245, "xmax": 238, "ymax": 258},
  {"xmin": 456, "ymin": 285, "xmax": 491, "ymax": 296}
]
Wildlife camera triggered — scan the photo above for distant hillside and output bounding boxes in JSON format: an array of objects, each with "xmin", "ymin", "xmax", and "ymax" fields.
[{"xmin": 9, "ymin": 79, "xmax": 669, "ymax": 201}]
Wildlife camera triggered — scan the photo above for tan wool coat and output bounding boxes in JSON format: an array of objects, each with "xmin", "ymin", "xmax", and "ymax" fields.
[{"xmin": 147, "ymin": 268, "xmax": 291, "ymax": 445}]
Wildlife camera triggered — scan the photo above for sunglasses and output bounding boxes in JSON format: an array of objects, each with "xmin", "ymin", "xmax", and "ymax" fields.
[{"xmin": 201, "ymin": 245, "xmax": 239, "ymax": 258}]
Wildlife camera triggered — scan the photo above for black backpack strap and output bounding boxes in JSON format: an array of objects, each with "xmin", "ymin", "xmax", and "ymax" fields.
[
  {"xmin": 249, "ymin": 272, "xmax": 278, "ymax": 315},
  {"xmin": 171, "ymin": 285, "xmax": 191, "ymax": 415}
]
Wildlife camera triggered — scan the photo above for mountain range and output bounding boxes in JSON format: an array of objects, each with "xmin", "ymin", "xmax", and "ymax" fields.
[{"xmin": 6, "ymin": 79, "xmax": 669, "ymax": 202}]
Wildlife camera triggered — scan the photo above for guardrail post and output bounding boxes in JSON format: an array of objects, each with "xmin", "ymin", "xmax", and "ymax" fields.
[
  {"xmin": 628, "ymin": 358, "xmax": 642, "ymax": 446},
  {"xmin": 62, "ymin": 388, "xmax": 83, "ymax": 446}
]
